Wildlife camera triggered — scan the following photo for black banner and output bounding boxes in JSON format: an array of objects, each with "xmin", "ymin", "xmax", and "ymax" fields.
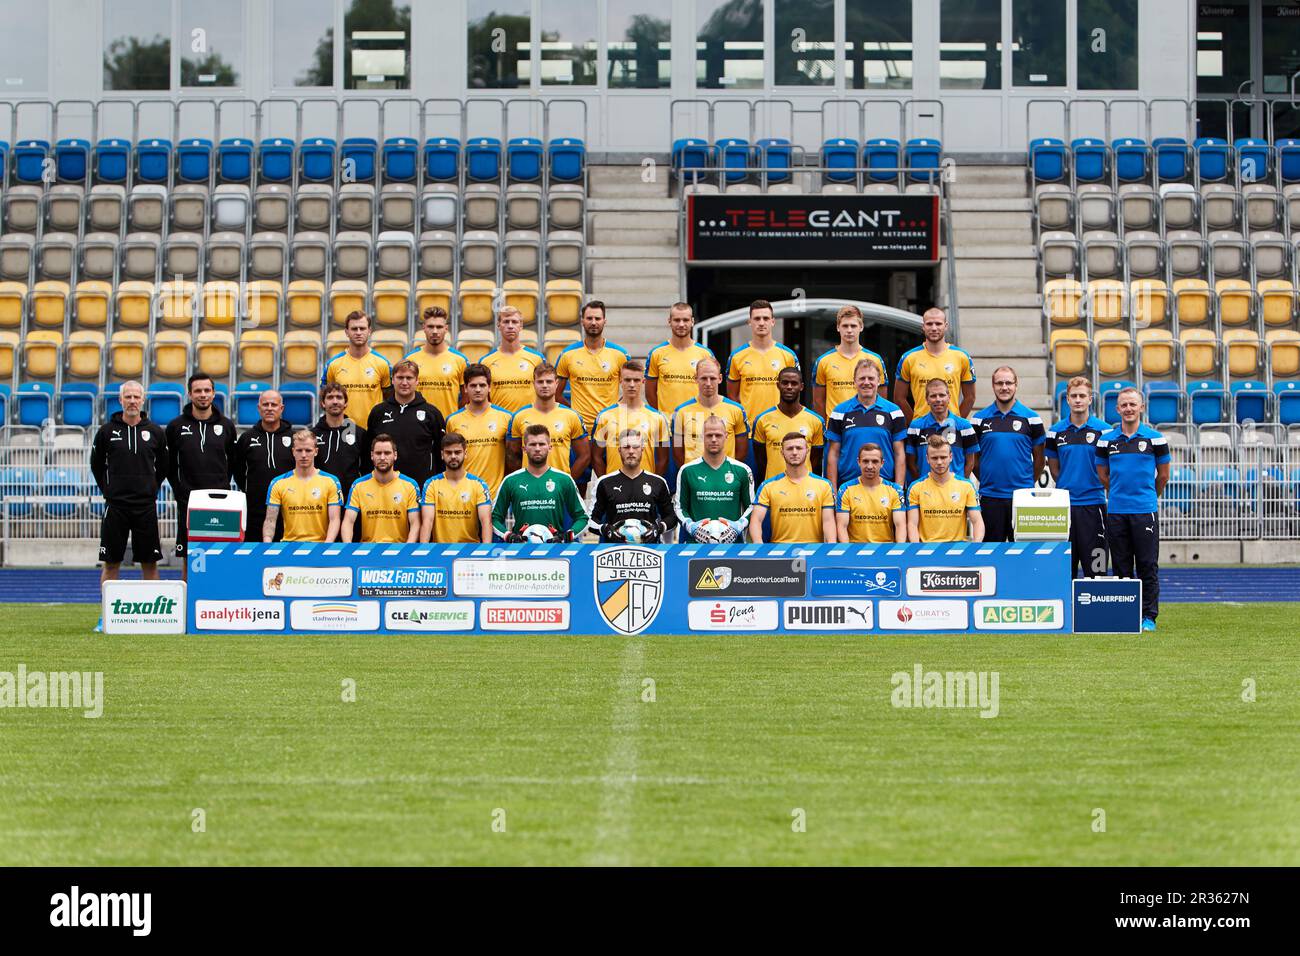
[
  {"xmin": 687, "ymin": 558, "xmax": 807, "ymax": 597},
  {"xmin": 686, "ymin": 193, "xmax": 939, "ymax": 263}
]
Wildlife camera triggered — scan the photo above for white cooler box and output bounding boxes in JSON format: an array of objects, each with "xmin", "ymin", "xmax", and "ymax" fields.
[
  {"xmin": 188, "ymin": 489, "xmax": 248, "ymax": 543},
  {"xmin": 1012, "ymin": 487, "xmax": 1071, "ymax": 540}
]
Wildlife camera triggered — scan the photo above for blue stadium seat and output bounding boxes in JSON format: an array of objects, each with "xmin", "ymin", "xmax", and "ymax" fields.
[
  {"xmin": 135, "ymin": 139, "xmax": 172, "ymax": 184},
  {"xmin": 1202, "ymin": 464, "xmax": 1241, "ymax": 499},
  {"xmin": 1231, "ymin": 380, "xmax": 1271, "ymax": 423},
  {"xmin": 341, "ymin": 137, "xmax": 377, "ymax": 183},
  {"xmin": 1054, "ymin": 381, "xmax": 1070, "ymax": 420},
  {"xmin": 298, "ymin": 137, "xmax": 336, "ymax": 183},
  {"xmin": 1071, "ymin": 138, "xmax": 1108, "ymax": 183},
  {"xmin": 147, "ymin": 383, "xmax": 184, "ymax": 424},
  {"xmin": 1152, "ymin": 137, "xmax": 1190, "ymax": 182},
  {"xmin": 1100, "ymin": 380, "xmax": 1136, "ymax": 424},
  {"xmin": 1112, "ymin": 138, "xmax": 1148, "ymax": 183},
  {"xmin": 1165, "ymin": 465, "xmax": 1195, "ymax": 513},
  {"xmin": 60, "ymin": 383, "xmax": 98, "ymax": 428},
  {"xmin": 1234, "ymin": 138, "xmax": 1271, "ymax": 184},
  {"xmin": 15, "ymin": 382, "xmax": 53, "ymax": 427},
  {"xmin": 104, "ymin": 382, "xmax": 124, "ymax": 419},
  {"xmin": 381, "ymin": 137, "xmax": 418, "ymax": 182},
  {"xmin": 1028, "ymin": 137, "xmax": 1067, "ymax": 183},
  {"xmin": 1194, "ymin": 137, "xmax": 1231, "ymax": 183},
  {"xmin": 423, "ymin": 137, "xmax": 460, "ymax": 182},
  {"xmin": 280, "ymin": 381, "xmax": 317, "ymax": 425},
  {"xmin": 258, "ymin": 138, "xmax": 295, "ymax": 183},
  {"xmin": 1188, "ymin": 380, "xmax": 1227, "ymax": 425},
  {"xmin": 862, "ymin": 138, "xmax": 901, "ymax": 183},
  {"xmin": 1143, "ymin": 381, "xmax": 1183, "ymax": 425},
  {"xmin": 757, "ymin": 137, "xmax": 792, "ymax": 184},
  {"xmin": 233, "ymin": 381, "xmax": 273, "ymax": 427},
  {"xmin": 507, "ymin": 137, "xmax": 544, "ymax": 182},
  {"xmin": 716, "ymin": 137, "xmax": 750, "ymax": 183},
  {"xmin": 904, "ymin": 138, "xmax": 942, "ymax": 183},
  {"xmin": 0, "ymin": 141, "xmax": 8, "ymax": 179},
  {"xmin": 671, "ymin": 137, "xmax": 711, "ymax": 180},
  {"xmin": 12, "ymin": 139, "xmax": 50, "ymax": 184},
  {"xmin": 1279, "ymin": 138, "xmax": 1300, "ymax": 184},
  {"xmin": 55, "ymin": 138, "xmax": 91, "ymax": 183},
  {"xmin": 1275, "ymin": 381, "xmax": 1300, "ymax": 426},
  {"xmin": 93, "ymin": 138, "xmax": 131, "ymax": 183},
  {"xmin": 217, "ymin": 137, "xmax": 254, "ymax": 183},
  {"xmin": 42, "ymin": 468, "xmax": 80, "ymax": 519},
  {"xmin": 211, "ymin": 383, "xmax": 230, "ymax": 419},
  {"xmin": 0, "ymin": 382, "xmax": 9, "ymax": 425},
  {"xmin": 176, "ymin": 138, "xmax": 213, "ymax": 183},
  {"xmin": 548, "ymin": 138, "xmax": 585, "ymax": 182},
  {"xmin": 821, "ymin": 138, "xmax": 859, "ymax": 183},
  {"xmin": 465, "ymin": 137, "xmax": 502, "ymax": 182},
  {"xmin": 1, "ymin": 467, "xmax": 37, "ymax": 519}
]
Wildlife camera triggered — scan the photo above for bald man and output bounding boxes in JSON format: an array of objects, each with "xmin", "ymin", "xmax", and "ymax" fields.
[{"xmin": 233, "ymin": 390, "xmax": 295, "ymax": 543}]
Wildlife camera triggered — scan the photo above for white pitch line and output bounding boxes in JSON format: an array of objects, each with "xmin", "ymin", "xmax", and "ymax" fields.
[{"xmin": 588, "ymin": 638, "xmax": 645, "ymax": 866}]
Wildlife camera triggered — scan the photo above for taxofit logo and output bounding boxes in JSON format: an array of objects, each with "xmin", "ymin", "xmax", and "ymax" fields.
[
  {"xmin": 102, "ymin": 581, "xmax": 186, "ymax": 634},
  {"xmin": 195, "ymin": 600, "xmax": 285, "ymax": 631},
  {"xmin": 479, "ymin": 602, "xmax": 570, "ymax": 630}
]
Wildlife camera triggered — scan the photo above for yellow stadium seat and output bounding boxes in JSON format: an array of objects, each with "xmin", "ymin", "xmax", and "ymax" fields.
[
  {"xmin": 115, "ymin": 281, "xmax": 154, "ymax": 330},
  {"xmin": 113, "ymin": 330, "xmax": 152, "ymax": 378},
  {"xmin": 238, "ymin": 330, "xmax": 278, "ymax": 380},
  {"xmin": 372, "ymin": 330, "xmax": 409, "ymax": 367},
  {"xmin": 1179, "ymin": 329, "xmax": 1219, "ymax": 377},
  {"xmin": 73, "ymin": 280, "xmax": 112, "ymax": 330},
  {"xmin": 282, "ymin": 330, "xmax": 322, "ymax": 379},
  {"xmin": 24, "ymin": 330, "xmax": 63, "ymax": 379},
  {"xmin": 415, "ymin": 279, "xmax": 453, "ymax": 319},
  {"xmin": 1043, "ymin": 278, "xmax": 1083, "ymax": 328},
  {"xmin": 201, "ymin": 281, "xmax": 240, "ymax": 329},
  {"xmin": 329, "ymin": 280, "xmax": 368, "ymax": 328},
  {"xmin": 326, "ymin": 329, "xmax": 349, "ymax": 352},
  {"xmin": 0, "ymin": 283, "xmax": 25, "ymax": 330},
  {"xmin": 372, "ymin": 279, "xmax": 411, "ymax": 328},
  {"xmin": 1173, "ymin": 279, "xmax": 1212, "ymax": 328},
  {"xmin": 29, "ymin": 281, "xmax": 70, "ymax": 330},
  {"xmin": 543, "ymin": 328, "xmax": 581, "ymax": 366},
  {"xmin": 520, "ymin": 330, "xmax": 539, "ymax": 350},
  {"xmin": 544, "ymin": 279, "xmax": 584, "ymax": 328},
  {"xmin": 1129, "ymin": 279, "xmax": 1169, "ymax": 330},
  {"xmin": 196, "ymin": 329, "xmax": 235, "ymax": 379},
  {"xmin": 1258, "ymin": 279, "xmax": 1297, "ymax": 329},
  {"xmin": 455, "ymin": 329, "xmax": 494, "ymax": 364},
  {"xmin": 286, "ymin": 279, "xmax": 325, "ymax": 330},
  {"xmin": 1050, "ymin": 329, "xmax": 1090, "ymax": 377},
  {"xmin": 244, "ymin": 280, "xmax": 283, "ymax": 333},
  {"xmin": 66, "ymin": 330, "xmax": 105, "ymax": 379},
  {"xmin": 1087, "ymin": 279, "xmax": 1125, "ymax": 328},
  {"xmin": 0, "ymin": 330, "xmax": 18, "ymax": 378},
  {"xmin": 1094, "ymin": 329, "xmax": 1133, "ymax": 376},
  {"xmin": 503, "ymin": 278, "xmax": 540, "ymax": 325},
  {"xmin": 151, "ymin": 330, "xmax": 190, "ymax": 380},
  {"xmin": 1215, "ymin": 279, "xmax": 1254, "ymax": 328},
  {"xmin": 157, "ymin": 280, "xmax": 196, "ymax": 330},
  {"xmin": 1223, "ymin": 329, "xmax": 1261, "ymax": 377},
  {"xmin": 1136, "ymin": 328, "xmax": 1176, "ymax": 377},
  {"xmin": 1267, "ymin": 329, "xmax": 1300, "ymax": 377},
  {"xmin": 458, "ymin": 278, "xmax": 496, "ymax": 328}
]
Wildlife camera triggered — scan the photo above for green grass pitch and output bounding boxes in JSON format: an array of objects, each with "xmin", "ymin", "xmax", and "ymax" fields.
[{"xmin": 1, "ymin": 602, "xmax": 1297, "ymax": 866}]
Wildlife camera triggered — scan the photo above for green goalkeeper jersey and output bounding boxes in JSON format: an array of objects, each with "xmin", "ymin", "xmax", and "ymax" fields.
[
  {"xmin": 491, "ymin": 466, "xmax": 589, "ymax": 536},
  {"xmin": 674, "ymin": 456, "xmax": 756, "ymax": 524}
]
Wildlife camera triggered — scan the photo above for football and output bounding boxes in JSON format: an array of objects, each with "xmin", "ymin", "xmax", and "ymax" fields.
[
  {"xmin": 520, "ymin": 524, "xmax": 556, "ymax": 543},
  {"xmin": 616, "ymin": 519, "xmax": 650, "ymax": 543},
  {"xmin": 695, "ymin": 519, "xmax": 739, "ymax": 543}
]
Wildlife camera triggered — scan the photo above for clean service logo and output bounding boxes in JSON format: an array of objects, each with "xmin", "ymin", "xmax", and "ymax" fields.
[
  {"xmin": 973, "ymin": 600, "xmax": 1064, "ymax": 631},
  {"xmin": 194, "ymin": 600, "xmax": 286, "ymax": 631},
  {"xmin": 809, "ymin": 567, "xmax": 902, "ymax": 597},
  {"xmin": 594, "ymin": 547, "xmax": 665, "ymax": 635},
  {"xmin": 385, "ymin": 601, "xmax": 476, "ymax": 632},
  {"xmin": 263, "ymin": 567, "xmax": 353, "ymax": 597},
  {"xmin": 289, "ymin": 600, "xmax": 381, "ymax": 631},
  {"xmin": 907, "ymin": 567, "xmax": 996, "ymax": 596},
  {"xmin": 783, "ymin": 600, "xmax": 874, "ymax": 630},
  {"xmin": 357, "ymin": 567, "xmax": 449, "ymax": 597}
]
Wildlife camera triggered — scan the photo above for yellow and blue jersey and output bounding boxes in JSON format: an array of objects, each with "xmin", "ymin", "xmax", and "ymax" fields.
[
  {"xmin": 895, "ymin": 344, "xmax": 975, "ymax": 419},
  {"xmin": 445, "ymin": 404, "xmax": 512, "ymax": 494},
  {"xmin": 322, "ymin": 349, "xmax": 392, "ymax": 427},
  {"xmin": 671, "ymin": 397, "xmax": 749, "ymax": 463},
  {"xmin": 836, "ymin": 478, "xmax": 906, "ymax": 543},
  {"xmin": 908, "ymin": 475, "xmax": 980, "ymax": 542},
  {"xmin": 267, "ymin": 470, "xmax": 343, "ymax": 542},
  {"xmin": 421, "ymin": 472, "xmax": 492, "ymax": 543},
  {"xmin": 756, "ymin": 473, "xmax": 834, "ymax": 543},
  {"xmin": 509, "ymin": 403, "xmax": 586, "ymax": 474},
  {"xmin": 646, "ymin": 341, "xmax": 715, "ymax": 422},
  {"xmin": 404, "ymin": 346, "xmax": 468, "ymax": 419},
  {"xmin": 481, "ymin": 346, "xmax": 545, "ymax": 414},
  {"xmin": 750, "ymin": 405, "xmax": 826, "ymax": 481},
  {"xmin": 813, "ymin": 347, "xmax": 887, "ymax": 413},
  {"xmin": 726, "ymin": 342, "xmax": 799, "ymax": 425},
  {"xmin": 592, "ymin": 403, "xmax": 671, "ymax": 474},
  {"xmin": 346, "ymin": 472, "xmax": 422, "ymax": 542},
  {"xmin": 554, "ymin": 341, "xmax": 630, "ymax": 432}
]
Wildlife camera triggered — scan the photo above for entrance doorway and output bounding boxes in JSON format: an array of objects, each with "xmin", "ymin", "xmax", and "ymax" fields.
[{"xmin": 1197, "ymin": 0, "xmax": 1300, "ymax": 140}]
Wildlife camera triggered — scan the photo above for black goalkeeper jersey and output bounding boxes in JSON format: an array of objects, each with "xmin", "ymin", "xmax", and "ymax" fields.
[{"xmin": 591, "ymin": 470, "xmax": 678, "ymax": 541}]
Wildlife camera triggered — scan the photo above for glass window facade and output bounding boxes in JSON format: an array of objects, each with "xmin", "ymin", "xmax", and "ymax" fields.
[
  {"xmin": 1077, "ymin": 0, "xmax": 1138, "ymax": 91},
  {"xmin": 940, "ymin": 0, "xmax": 1002, "ymax": 90},
  {"xmin": 344, "ymin": 0, "xmax": 411, "ymax": 89},
  {"xmin": 846, "ymin": 0, "xmax": 913, "ymax": 90},
  {"xmin": 775, "ymin": 0, "xmax": 835, "ymax": 87},
  {"xmin": 540, "ymin": 0, "xmax": 597, "ymax": 86},
  {"xmin": 1012, "ymin": 0, "xmax": 1066, "ymax": 87},
  {"xmin": 103, "ymin": 0, "xmax": 171, "ymax": 91},
  {"xmin": 468, "ymin": 0, "xmax": 531, "ymax": 89},
  {"xmin": 0, "ymin": 1, "xmax": 48, "ymax": 92},
  {"xmin": 606, "ymin": 0, "xmax": 670, "ymax": 89},
  {"xmin": 273, "ymin": 0, "xmax": 333, "ymax": 87},
  {"xmin": 180, "ymin": 0, "xmax": 243, "ymax": 88},
  {"xmin": 696, "ymin": 0, "xmax": 764, "ymax": 90}
]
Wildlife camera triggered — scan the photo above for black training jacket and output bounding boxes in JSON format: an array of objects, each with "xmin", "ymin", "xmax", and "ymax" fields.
[
  {"xmin": 312, "ymin": 416, "xmax": 368, "ymax": 496},
  {"xmin": 365, "ymin": 394, "xmax": 446, "ymax": 487},
  {"xmin": 165, "ymin": 404, "xmax": 237, "ymax": 499},
  {"xmin": 90, "ymin": 412, "xmax": 168, "ymax": 509},
  {"xmin": 232, "ymin": 421, "xmax": 296, "ymax": 514}
]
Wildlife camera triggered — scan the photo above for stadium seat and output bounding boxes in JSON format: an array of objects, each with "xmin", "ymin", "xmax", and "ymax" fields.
[
  {"xmin": 414, "ymin": 279, "xmax": 452, "ymax": 319},
  {"xmin": 201, "ymin": 280, "xmax": 241, "ymax": 330},
  {"xmin": 505, "ymin": 183, "xmax": 541, "ymax": 230},
  {"xmin": 382, "ymin": 137, "xmax": 418, "ymax": 183},
  {"xmin": 1231, "ymin": 380, "xmax": 1270, "ymax": 423},
  {"xmin": 507, "ymin": 137, "xmax": 544, "ymax": 183},
  {"xmin": 196, "ymin": 329, "xmax": 235, "ymax": 381},
  {"xmin": 147, "ymin": 383, "xmax": 184, "ymax": 423},
  {"xmin": 157, "ymin": 280, "xmax": 197, "ymax": 330},
  {"xmin": 504, "ymin": 230, "xmax": 540, "ymax": 278},
  {"xmin": 295, "ymin": 184, "xmax": 333, "ymax": 231},
  {"xmin": 1194, "ymin": 137, "xmax": 1231, "ymax": 183},
  {"xmin": 59, "ymin": 381, "xmax": 98, "ymax": 428},
  {"xmin": 11, "ymin": 140, "xmax": 48, "ymax": 185},
  {"xmin": 1268, "ymin": 329, "xmax": 1300, "ymax": 378},
  {"xmin": 3, "ymin": 185, "xmax": 42, "ymax": 233},
  {"xmin": 1274, "ymin": 380, "xmax": 1300, "ymax": 425},
  {"xmin": 372, "ymin": 278, "xmax": 411, "ymax": 329},
  {"xmin": 1143, "ymin": 380, "xmax": 1183, "ymax": 425},
  {"xmin": 0, "ymin": 333, "xmax": 17, "ymax": 383},
  {"xmin": 282, "ymin": 330, "xmax": 322, "ymax": 380},
  {"xmin": 1243, "ymin": 184, "xmax": 1282, "ymax": 232},
  {"xmin": 1160, "ymin": 183, "xmax": 1199, "ymax": 232},
  {"xmin": 458, "ymin": 278, "xmax": 496, "ymax": 327},
  {"xmin": 87, "ymin": 185, "xmax": 125, "ymax": 232},
  {"xmin": 1040, "ymin": 232, "xmax": 1081, "ymax": 280},
  {"xmin": 461, "ymin": 232, "xmax": 499, "ymax": 279},
  {"xmin": 128, "ymin": 185, "xmax": 167, "ymax": 232},
  {"xmin": 176, "ymin": 138, "xmax": 212, "ymax": 184},
  {"xmin": 455, "ymin": 329, "xmax": 494, "ymax": 364},
  {"xmin": 93, "ymin": 138, "xmax": 130, "ymax": 184},
  {"xmin": 15, "ymin": 382, "xmax": 54, "ymax": 426},
  {"xmin": 541, "ymin": 328, "xmax": 579, "ymax": 366},
  {"xmin": 1044, "ymin": 278, "xmax": 1084, "ymax": 328},
  {"xmin": 1112, "ymin": 138, "xmax": 1148, "ymax": 183},
  {"xmin": 111, "ymin": 330, "xmax": 150, "ymax": 379},
  {"xmin": 1100, "ymin": 380, "xmax": 1136, "ymax": 424},
  {"xmin": 114, "ymin": 280, "xmax": 155, "ymax": 330},
  {"xmin": 1050, "ymin": 328, "xmax": 1090, "ymax": 377},
  {"xmin": 756, "ymin": 138, "xmax": 793, "ymax": 185},
  {"xmin": 1072, "ymin": 138, "xmax": 1108, "ymax": 184},
  {"xmin": 1137, "ymin": 328, "xmax": 1176, "ymax": 377},
  {"xmin": 821, "ymin": 138, "xmax": 859, "ymax": 183},
  {"xmin": 420, "ymin": 183, "xmax": 459, "ymax": 231},
  {"xmin": 546, "ymin": 231, "xmax": 582, "ymax": 279},
  {"xmin": 671, "ymin": 138, "xmax": 711, "ymax": 184},
  {"xmin": 1180, "ymin": 329, "xmax": 1220, "ymax": 377},
  {"xmin": 465, "ymin": 137, "xmax": 502, "ymax": 182},
  {"xmin": 549, "ymin": 138, "xmax": 586, "ymax": 183},
  {"xmin": 259, "ymin": 138, "xmax": 295, "ymax": 183},
  {"xmin": 545, "ymin": 279, "xmax": 583, "ymax": 328},
  {"xmin": 134, "ymin": 139, "xmax": 171, "ymax": 184},
  {"xmin": 1215, "ymin": 278, "xmax": 1255, "ymax": 329},
  {"xmin": 380, "ymin": 183, "xmax": 417, "ymax": 232},
  {"xmin": 45, "ymin": 185, "xmax": 84, "ymax": 233},
  {"xmin": 463, "ymin": 183, "xmax": 500, "ymax": 230},
  {"xmin": 329, "ymin": 280, "xmax": 368, "ymax": 328},
  {"xmin": 1280, "ymin": 139, "xmax": 1300, "ymax": 184},
  {"xmin": 548, "ymin": 184, "xmax": 584, "ymax": 230},
  {"xmin": 280, "ymin": 381, "xmax": 317, "ymax": 425},
  {"xmin": 337, "ymin": 184, "xmax": 375, "ymax": 230},
  {"xmin": 1118, "ymin": 183, "xmax": 1157, "ymax": 232},
  {"xmin": 862, "ymin": 138, "xmax": 900, "ymax": 184},
  {"xmin": 341, "ymin": 137, "xmax": 377, "ymax": 183},
  {"xmin": 1224, "ymin": 328, "xmax": 1262, "ymax": 377},
  {"xmin": 1235, "ymin": 138, "xmax": 1271, "ymax": 185},
  {"xmin": 1, "ymin": 466, "xmax": 39, "ymax": 518},
  {"xmin": 502, "ymin": 278, "xmax": 540, "ymax": 324},
  {"xmin": 1029, "ymin": 138, "xmax": 1067, "ymax": 183},
  {"xmin": 418, "ymin": 231, "xmax": 456, "ymax": 279},
  {"xmin": 254, "ymin": 184, "xmax": 291, "ymax": 232},
  {"xmin": 1201, "ymin": 184, "xmax": 1240, "ymax": 231},
  {"xmin": 1087, "ymin": 278, "xmax": 1126, "ymax": 329},
  {"xmin": 371, "ymin": 329, "xmax": 408, "ymax": 367},
  {"xmin": 334, "ymin": 232, "xmax": 372, "ymax": 283},
  {"xmin": 1095, "ymin": 329, "xmax": 1133, "ymax": 378},
  {"xmin": 904, "ymin": 138, "xmax": 942, "ymax": 184},
  {"xmin": 423, "ymin": 137, "xmax": 460, "ymax": 182},
  {"xmin": 217, "ymin": 138, "xmax": 254, "ymax": 183}
]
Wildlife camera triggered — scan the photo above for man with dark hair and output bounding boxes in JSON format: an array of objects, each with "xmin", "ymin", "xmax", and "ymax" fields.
[
  {"xmin": 445, "ymin": 363, "xmax": 512, "ymax": 496},
  {"xmin": 420, "ymin": 432, "xmax": 493, "ymax": 544},
  {"xmin": 321, "ymin": 310, "xmax": 392, "ymax": 426},
  {"xmin": 908, "ymin": 435, "xmax": 984, "ymax": 543},
  {"xmin": 751, "ymin": 366, "xmax": 825, "ymax": 481},
  {"xmin": 749, "ymin": 432, "xmax": 836, "ymax": 544},
  {"xmin": 406, "ymin": 305, "xmax": 468, "ymax": 418},
  {"xmin": 591, "ymin": 429, "xmax": 677, "ymax": 543},
  {"xmin": 233, "ymin": 389, "xmax": 295, "ymax": 544},
  {"xmin": 726, "ymin": 298, "xmax": 799, "ymax": 427},
  {"xmin": 592, "ymin": 360, "xmax": 671, "ymax": 475},
  {"xmin": 166, "ymin": 372, "xmax": 237, "ymax": 574},
  {"xmin": 905, "ymin": 377, "xmax": 980, "ymax": 481},
  {"xmin": 812, "ymin": 304, "xmax": 888, "ymax": 417},
  {"xmin": 341, "ymin": 433, "xmax": 422, "ymax": 543},
  {"xmin": 91, "ymin": 380, "xmax": 168, "ymax": 631},
  {"xmin": 312, "ymin": 382, "xmax": 367, "ymax": 498},
  {"xmin": 970, "ymin": 365, "xmax": 1046, "ymax": 542},
  {"xmin": 507, "ymin": 362, "xmax": 588, "ymax": 476},
  {"xmin": 492, "ymin": 424, "xmax": 588, "ymax": 542},
  {"xmin": 366, "ymin": 358, "xmax": 447, "ymax": 487},
  {"xmin": 555, "ymin": 298, "xmax": 629, "ymax": 437}
]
